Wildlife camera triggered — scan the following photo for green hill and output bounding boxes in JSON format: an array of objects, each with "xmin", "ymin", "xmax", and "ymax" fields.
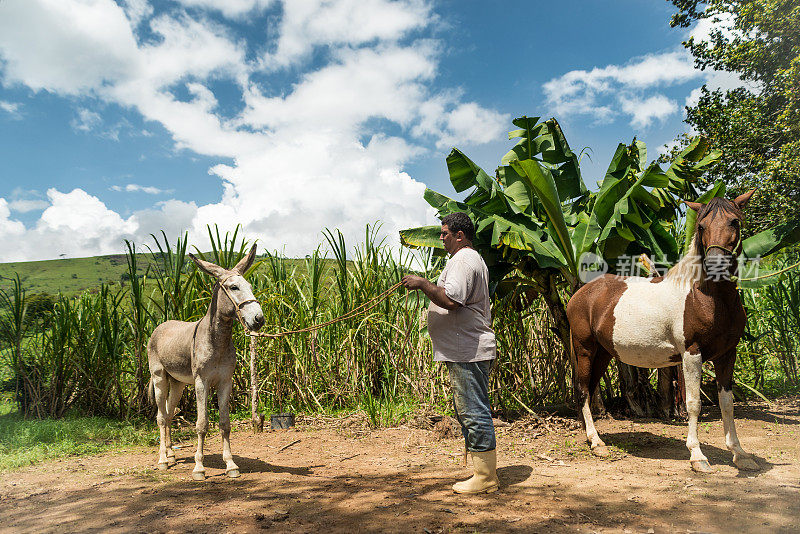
[
  {"xmin": 0, "ymin": 254, "xmax": 150, "ymax": 298},
  {"xmin": 0, "ymin": 253, "xmax": 335, "ymax": 299}
]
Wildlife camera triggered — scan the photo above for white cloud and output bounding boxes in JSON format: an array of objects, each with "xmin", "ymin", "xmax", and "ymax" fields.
[
  {"xmin": 0, "ymin": 0, "xmax": 503, "ymax": 261},
  {"xmin": 0, "ymin": 100, "xmax": 22, "ymax": 118},
  {"xmin": 543, "ymin": 51, "xmax": 700, "ymax": 126},
  {"xmin": 243, "ymin": 45, "xmax": 436, "ymax": 132},
  {"xmin": 619, "ymin": 94, "xmax": 678, "ymax": 129},
  {"xmin": 0, "ymin": 189, "xmax": 137, "ymax": 261},
  {"xmin": 543, "ymin": 17, "xmax": 756, "ymax": 131},
  {"xmin": 8, "ymin": 199, "xmax": 49, "ymax": 213},
  {"xmin": 685, "ymin": 87, "xmax": 703, "ymax": 108},
  {"xmin": 39, "ymin": 188, "xmax": 137, "ymax": 235},
  {"xmin": 0, "ymin": 0, "xmax": 139, "ymax": 94},
  {"xmin": 71, "ymin": 108, "xmax": 103, "ymax": 132},
  {"xmin": 688, "ymin": 11, "xmax": 739, "ymax": 45},
  {"xmin": 110, "ymin": 184, "xmax": 174, "ymax": 194},
  {"xmin": 438, "ymin": 102, "xmax": 509, "ymax": 149},
  {"xmin": 0, "ymin": 199, "xmax": 26, "ymax": 237},
  {"xmin": 137, "ymin": 14, "xmax": 248, "ymax": 87},
  {"xmin": 172, "ymin": 0, "xmax": 273, "ymax": 19},
  {"xmin": 121, "ymin": 0, "xmax": 153, "ymax": 26},
  {"xmin": 263, "ymin": 0, "xmax": 433, "ymax": 69},
  {"xmin": 130, "ymin": 199, "xmax": 198, "ymax": 240},
  {"xmin": 413, "ymin": 94, "xmax": 509, "ymax": 149}
]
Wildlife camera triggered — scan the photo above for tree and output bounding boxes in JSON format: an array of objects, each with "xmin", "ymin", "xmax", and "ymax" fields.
[
  {"xmin": 26, "ymin": 293, "xmax": 55, "ymax": 330},
  {"xmin": 669, "ymin": 0, "xmax": 800, "ymax": 233}
]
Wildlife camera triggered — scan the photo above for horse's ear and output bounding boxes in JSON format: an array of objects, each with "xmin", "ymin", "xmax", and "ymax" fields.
[
  {"xmin": 233, "ymin": 244, "xmax": 257, "ymax": 274},
  {"xmin": 684, "ymin": 200, "xmax": 704, "ymax": 212},
  {"xmin": 188, "ymin": 253, "xmax": 226, "ymax": 278},
  {"xmin": 733, "ymin": 189, "xmax": 756, "ymax": 208}
]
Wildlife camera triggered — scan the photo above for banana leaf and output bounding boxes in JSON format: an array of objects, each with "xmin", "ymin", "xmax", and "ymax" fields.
[
  {"xmin": 399, "ymin": 225, "xmax": 443, "ymax": 251},
  {"xmin": 742, "ymin": 219, "xmax": 800, "ymax": 259},
  {"xmin": 509, "ymin": 158, "xmax": 577, "ymax": 278}
]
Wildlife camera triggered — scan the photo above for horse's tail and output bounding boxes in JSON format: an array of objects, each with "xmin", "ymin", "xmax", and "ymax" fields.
[
  {"xmin": 568, "ymin": 328, "xmax": 577, "ymax": 398},
  {"xmin": 147, "ymin": 376, "xmax": 155, "ymax": 405}
]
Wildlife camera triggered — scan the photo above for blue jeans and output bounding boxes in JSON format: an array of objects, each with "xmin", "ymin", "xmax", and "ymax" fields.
[{"xmin": 445, "ymin": 360, "xmax": 496, "ymax": 452}]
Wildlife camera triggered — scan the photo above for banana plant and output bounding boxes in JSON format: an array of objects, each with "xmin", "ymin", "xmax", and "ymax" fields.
[{"xmin": 401, "ymin": 116, "xmax": 715, "ymax": 292}]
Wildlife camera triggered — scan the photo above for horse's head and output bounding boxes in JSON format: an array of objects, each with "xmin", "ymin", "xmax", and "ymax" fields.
[
  {"xmin": 189, "ymin": 244, "xmax": 265, "ymax": 331},
  {"xmin": 685, "ymin": 190, "xmax": 755, "ymax": 279}
]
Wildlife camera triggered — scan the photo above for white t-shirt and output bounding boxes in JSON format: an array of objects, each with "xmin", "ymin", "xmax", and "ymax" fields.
[{"xmin": 427, "ymin": 247, "xmax": 496, "ymax": 362}]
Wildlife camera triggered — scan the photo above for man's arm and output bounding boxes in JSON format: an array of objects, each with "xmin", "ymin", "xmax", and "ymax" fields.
[{"xmin": 401, "ymin": 275, "xmax": 461, "ymax": 310}]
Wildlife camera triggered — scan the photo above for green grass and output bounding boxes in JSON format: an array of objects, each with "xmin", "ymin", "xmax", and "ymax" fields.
[{"xmin": 0, "ymin": 396, "xmax": 157, "ymax": 472}]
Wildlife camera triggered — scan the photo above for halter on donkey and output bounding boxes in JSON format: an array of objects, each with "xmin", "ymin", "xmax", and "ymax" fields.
[
  {"xmin": 566, "ymin": 191, "xmax": 760, "ymax": 473},
  {"xmin": 147, "ymin": 245, "xmax": 265, "ymax": 480}
]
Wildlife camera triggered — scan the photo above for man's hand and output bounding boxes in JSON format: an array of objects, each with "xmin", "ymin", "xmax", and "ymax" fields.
[
  {"xmin": 401, "ymin": 274, "xmax": 427, "ymax": 290},
  {"xmin": 401, "ymin": 274, "xmax": 460, "ymax": 310}
]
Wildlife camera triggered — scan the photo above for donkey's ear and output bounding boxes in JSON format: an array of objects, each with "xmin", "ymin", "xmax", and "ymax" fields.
[
  {"xmin": 733, "ymin": 189, "xmax": 756, "ymax": 208},
  {"xmin": 684, "ymin": 200, "xmax": 704, "ymax": 212},
  {"xmin": 233, "ymin": 244, "xmax": 257, "ymax": 274},
  {"xmin": 188, "ymin": 253, "xmax": 226, "ymax": 278}
]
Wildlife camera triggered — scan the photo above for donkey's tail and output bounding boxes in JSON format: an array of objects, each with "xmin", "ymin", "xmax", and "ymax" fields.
[{"xmin": 147, "ymin": 377, "xmax": 155, "ymax": 405}]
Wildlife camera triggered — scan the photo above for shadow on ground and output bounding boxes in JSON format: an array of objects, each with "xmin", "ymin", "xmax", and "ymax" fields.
[{"xmin": 602, "ymin": 430, "xmax": 775, "ymax": 474}]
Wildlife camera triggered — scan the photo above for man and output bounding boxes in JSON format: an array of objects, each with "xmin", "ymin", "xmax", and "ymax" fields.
[{"xmin": 401, "ymin": 212, "xmax": 499, "ymax": 494}]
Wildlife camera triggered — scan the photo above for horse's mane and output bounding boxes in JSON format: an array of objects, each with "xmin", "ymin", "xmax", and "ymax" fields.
[{"xmin": 665, "ymin": 233, "xmax": 704, "ymax": 288}]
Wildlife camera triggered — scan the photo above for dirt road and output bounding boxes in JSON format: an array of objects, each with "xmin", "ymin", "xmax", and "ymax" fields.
[{"xmin": 1, "ymin": 398, "xmax": 798, "ymax": 533}]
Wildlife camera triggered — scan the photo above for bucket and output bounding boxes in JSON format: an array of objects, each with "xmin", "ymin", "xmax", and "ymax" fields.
[{"xmin": 270, "ymin": 413, "xmax": 295, "ymax": 430}]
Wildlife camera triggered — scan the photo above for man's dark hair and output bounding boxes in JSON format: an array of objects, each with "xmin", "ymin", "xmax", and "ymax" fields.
[{"xmin": 441, "ymin": 212, "xmax": 475, "ymax": 241}]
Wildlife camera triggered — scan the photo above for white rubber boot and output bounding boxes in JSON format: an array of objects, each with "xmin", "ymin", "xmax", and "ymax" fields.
[{"xmin": 452, "ymin": 449, "xmax": 499, "ymax": 494}]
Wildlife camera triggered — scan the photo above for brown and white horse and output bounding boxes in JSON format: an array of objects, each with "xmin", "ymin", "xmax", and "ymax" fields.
[{"xmin": 566, "ymin": 191, "xmax": 759, "ymax": 473}]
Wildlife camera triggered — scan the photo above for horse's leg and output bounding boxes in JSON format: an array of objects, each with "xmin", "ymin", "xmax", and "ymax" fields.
[
  {"xmin": 682, "ymin": 350, "xmax": 712, "ymax": 473},
  {"xmin": 573, "ymin": 331, "xmax": 608, "ymax": 456},
  {"xmin": 217, "ymin": 378, "xmax": 240, "ymax": 477},
  {"xmin": 164, "ymin": 377, "xmax": 185, "ymax": 465},
  {"xmin": 193, "ymin": 377, "xmax": 209, "ymax": 481},
  {"xmin": 714, "ymin": 351, "xmax": 759, "ymax": 470},
  {"xmin": 586, "ymin": 346, "xmax": 613, "ymax": 456},
  {"xmin": 152, "ymin": 370, "xmax": 171, "ymax": 469},
  {"xmin": 656, "ymin": 367, "xmax": 675, "ymax": 419}
]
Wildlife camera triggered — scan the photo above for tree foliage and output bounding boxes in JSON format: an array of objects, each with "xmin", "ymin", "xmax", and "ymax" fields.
[{"xmin": 669, "ymin": 0, "xmax": 800, "ymax": 232}]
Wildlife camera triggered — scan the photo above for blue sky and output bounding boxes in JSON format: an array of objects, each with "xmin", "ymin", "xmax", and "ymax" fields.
[{"xmin": 0, "ymin": 0, "xmax": 736, "ymax": 262}]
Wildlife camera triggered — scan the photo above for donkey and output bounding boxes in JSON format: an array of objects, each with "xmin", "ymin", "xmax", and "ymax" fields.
[
  {"xmin": 566, "ymin": 191, "xmax": 760, "ymax": 473},
  {"xmin": 147, "ymin": 244, "xmax": 264, "ymax": 480}
]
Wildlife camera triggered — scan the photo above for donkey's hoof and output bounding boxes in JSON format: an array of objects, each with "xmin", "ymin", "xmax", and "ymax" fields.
[
  {"xmin": 157, "ymin": 462, "xmax": 169, "ymax": 471},
  {"xmin": 691, "ymin": 459, "xmax": 713, "ymax": 473},
  {"xmin": 192, "ymin": 471, "xmax": 206, "ymax": 481},
  {"xmin": 591, "ymin": 445, "xmax": 610, "ymax": 457},
  {"xmin": 226, "ymin": 469, "xmax": 240, "ymax": 478},
  {"xmin": 734, "ymin": 456, "xmax": 759, "ymax": 471}
]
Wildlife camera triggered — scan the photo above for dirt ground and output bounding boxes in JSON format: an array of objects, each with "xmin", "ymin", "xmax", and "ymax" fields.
[{"xmin": 0, "ymin": 398, "xmax": 798, "ymax": 534}]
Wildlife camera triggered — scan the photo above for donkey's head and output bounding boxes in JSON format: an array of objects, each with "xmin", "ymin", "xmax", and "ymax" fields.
[
  {"xmin": 685, "ymin": 190, "xmax": 755, "ymax": 278},
  {"xmin": 189, "ymin": 244, "xmax": 265, "ymax": 331}
]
